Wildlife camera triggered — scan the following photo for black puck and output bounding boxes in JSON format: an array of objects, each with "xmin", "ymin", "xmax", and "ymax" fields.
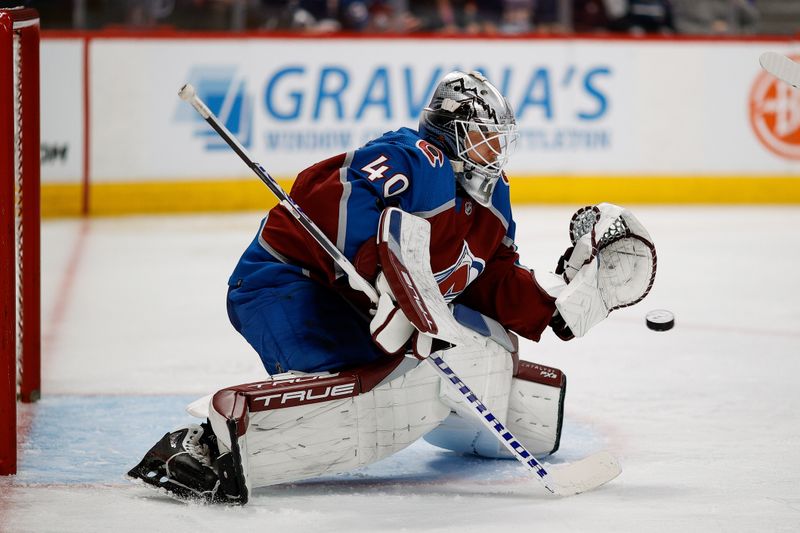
[{"xmin": 646, "ymin": 309, "xmax": 675, "ymax": 331}]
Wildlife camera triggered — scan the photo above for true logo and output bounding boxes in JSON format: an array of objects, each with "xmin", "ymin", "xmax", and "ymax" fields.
[
  {"xmin": 253, "ymin": 382, "xmax": 356, "ymax": 409},
  {"xmin": 750, "ymin": 55, "xmax": 800, "ymax": 159}
]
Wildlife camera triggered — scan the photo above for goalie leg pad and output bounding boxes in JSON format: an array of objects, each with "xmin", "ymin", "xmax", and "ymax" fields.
[
  {"xmin": 202, "ymin": 306, "xmax": 565, "ymax": 491},
  {"xmin": 421, "ymin": 307, "xmax": 565, "ymax": 459},
  {"xmin": 423, "ymin": 358, "xmax": 566, "ymax": 459},
  {"xmin": 506, "ymin": 361, "xmax": 566, "ymax": 456},
  {"xmin": 206, "ymin": 355, "xmax": 451, "ymax": 489}
]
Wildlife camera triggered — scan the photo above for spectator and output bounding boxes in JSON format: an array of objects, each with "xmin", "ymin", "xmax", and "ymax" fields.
[
  {"xmin": 277, "ymin": 0, "xmax": 398, "ymax": 32},
  {"xmin": 671, "ymin": 0, "xmax": 758, "ymax": 35},
  {"xmin": 475, "ymin": 0, "xmax": 504, "ymax": 33},
  {"xmin": 606, "ymin": 0, "xmax": 674, "ymax": 34},
  {"xmin": 573, "ymin": 0, "xmax": 611, "ymax": 32},
  {"xmin": 534, "ymin": 0, "xmax": 566, "ymax": 33},
  {"xmin": 402, "ymin": 0, "xmax": 439, "ymax": 31},
  {"xmin": 437, "ymin": 0, "xmax": 479, "ymax": 33},
  {"xmin": 406, "ymin": 0, "xmax": 500, "ymax": 34},
  {"xmin": 255, "ymin": 0, "xmax": 302, "ymax": 30},
  {"xmin": 499, "ymin": 0, "xmax": 534, "ymax": 34}
]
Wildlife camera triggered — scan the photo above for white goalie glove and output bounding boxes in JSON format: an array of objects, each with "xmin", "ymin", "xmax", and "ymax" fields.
[{"xmin": 554, "ymin": 203, "xmax": 657, "ymax": 337}]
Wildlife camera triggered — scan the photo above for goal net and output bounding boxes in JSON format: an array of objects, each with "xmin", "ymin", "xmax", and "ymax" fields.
[{"xmin": 1, "ymin": 7, "xmax": 41, "ymax": 476}]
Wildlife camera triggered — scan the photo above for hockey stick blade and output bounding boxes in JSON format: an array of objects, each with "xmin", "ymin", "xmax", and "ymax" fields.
[
  {"xmin": 759, "ymin": 52, "xmax": 800, "ymax": 89},
  {"xmin": 542, "ymin": 451, "xmax": 621, "ymax": 496}
]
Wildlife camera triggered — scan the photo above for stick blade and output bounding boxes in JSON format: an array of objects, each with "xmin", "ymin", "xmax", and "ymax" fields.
[
  {"xmin": 544, "ymin": 451, "xmax": 622, "ymax": 496},
  {"xmin": 759, "ymin": 52, "xmax": 800, "ymax": 89}
]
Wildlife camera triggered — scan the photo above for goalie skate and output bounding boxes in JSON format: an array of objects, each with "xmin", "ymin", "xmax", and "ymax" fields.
[{"xmin": 127, "ymin": 423, "xmax": 246, "ymax": 504}]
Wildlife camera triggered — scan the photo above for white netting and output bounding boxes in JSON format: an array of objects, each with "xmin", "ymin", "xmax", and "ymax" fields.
[
  {"xmin": 1, "ymin": 8, "xmax": 39, "ymax": 475},
  {"xmin": 13, "ymin": 28, "xmax": 23, "ymax": 399},
  {"xmin": 568, "ymin": 205, "xmax": 600, "ymax": 245}
]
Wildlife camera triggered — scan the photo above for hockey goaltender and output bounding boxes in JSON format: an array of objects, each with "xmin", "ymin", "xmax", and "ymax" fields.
[{"xmin": 128, "ymin": 71, "xmax": 657, "ymax": 503}]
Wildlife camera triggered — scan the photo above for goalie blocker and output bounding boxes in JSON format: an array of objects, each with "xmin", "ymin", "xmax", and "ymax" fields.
[{"xmin": 128, "ymin": 309, "xmax": 566, "ymax": 504}]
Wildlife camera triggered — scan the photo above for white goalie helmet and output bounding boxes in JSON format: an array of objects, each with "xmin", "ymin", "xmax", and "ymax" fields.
[{"xmin": 419, "ymin": 71, "xmax": 518, "ymax": 206}]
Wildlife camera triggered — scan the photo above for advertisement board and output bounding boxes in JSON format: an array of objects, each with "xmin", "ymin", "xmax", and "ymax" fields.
[
  {"xmin": 41, "ymin": 38, "xmax": 83, "ymax": 182},
  {"xmin": 40, "ymin": 35, "xmax": 800, "ymax": 215}
]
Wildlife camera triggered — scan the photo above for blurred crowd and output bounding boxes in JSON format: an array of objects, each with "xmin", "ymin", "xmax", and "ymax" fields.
[
  {"xmin": 252, "ymin": 0, "xmax": 762, "ymax": 35},
  {"xmin": 1, "ymin": 0, "xmax": 774, "ymax": 35}
]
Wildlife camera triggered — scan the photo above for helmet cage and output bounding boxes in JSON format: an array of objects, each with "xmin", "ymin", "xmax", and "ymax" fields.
[{"xmin": 453, "ymin": 119, "xmax": 518, "ymax": 178}]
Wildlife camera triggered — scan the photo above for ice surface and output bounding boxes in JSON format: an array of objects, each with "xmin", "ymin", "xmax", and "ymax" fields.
[{"xmin": 2, "ymin": 206, "xmax": 799, "ymax": 532}]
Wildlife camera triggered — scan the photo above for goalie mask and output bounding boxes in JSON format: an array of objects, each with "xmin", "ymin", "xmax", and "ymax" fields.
[{"xmin": 419, "ymin": 71, "xmax": 518, "ymax": 206}]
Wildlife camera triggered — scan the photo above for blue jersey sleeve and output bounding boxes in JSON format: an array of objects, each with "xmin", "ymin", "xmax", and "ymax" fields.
[{"xmin": 338, "ymin": 130, "xmax": 455, "ymax": 261}]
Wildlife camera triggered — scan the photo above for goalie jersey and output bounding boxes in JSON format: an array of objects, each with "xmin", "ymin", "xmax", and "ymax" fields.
[{"xmin": 229, "ymin": 128, "xmax": 556, "ymax": 352}]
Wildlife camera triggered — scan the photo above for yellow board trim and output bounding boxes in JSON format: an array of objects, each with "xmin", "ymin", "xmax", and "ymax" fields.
[
  {"xmin": 88, "ymin": 179, "xmax": 297, "ymax": 217},
  {"xmin": 41, "ymin": 183, "xmax": 84, "ymax": 218},
  {"xmin": 508, "ymin": 176, "xmax": 800, "ymax": 204},
  {"xmin": 41, "ymin": 175, "xmax": 800, "ymax": 218}
]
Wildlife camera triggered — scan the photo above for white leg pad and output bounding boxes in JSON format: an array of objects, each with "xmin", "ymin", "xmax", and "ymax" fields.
[
  {"xmin": 207, "ymin": 357, "xmax": 450, "ymax": 488},
  {"xmin": 423, "ymin": 358, "xmax": 565, "ymax": 459},
  {"xmin": 437, "ymin": 336, "xmax": 514, "ymax": 429},
  {"xmin": 203, "ymin": 308, "xmax": 565, "ymax": 489},
  {"xmin": 422, "ymin": 308, "xmax": 566, "ymax": 459},
  {"xmin": 505, "ymin": 362, "xmax": 566, "ymax": 456}
]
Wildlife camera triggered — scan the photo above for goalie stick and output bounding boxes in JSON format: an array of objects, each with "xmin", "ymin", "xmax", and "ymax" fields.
[
  {"xmin": 178, "ymin": 84, "xmax": 379, "ymax": 304},
  {"xmin": 759, "ymin": 52, "xmax": 800, "ymax": 89},
  {"xmin": 179, "ymin": 84, "xmax": 621, "ymax": 496}
]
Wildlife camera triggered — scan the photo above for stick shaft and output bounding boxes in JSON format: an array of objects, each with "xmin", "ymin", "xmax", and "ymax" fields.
[
  {"xmin": 427, "ymin": 355, "xmax": 559, "ymax": 489},
  {"xmin": 181, "ymin": 85, "xmax": 379, "ymax": 305}
]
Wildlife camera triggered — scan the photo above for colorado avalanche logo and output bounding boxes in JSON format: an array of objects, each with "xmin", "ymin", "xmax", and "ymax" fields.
[{"xmin": 434, "ymin": 243, "xmax": 485, "ymax": 301}]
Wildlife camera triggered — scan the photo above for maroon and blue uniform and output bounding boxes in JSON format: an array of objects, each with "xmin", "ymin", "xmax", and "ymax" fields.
[{"xmin": 227, "ymin": 128, "xmax": 556, "ymax": 374}]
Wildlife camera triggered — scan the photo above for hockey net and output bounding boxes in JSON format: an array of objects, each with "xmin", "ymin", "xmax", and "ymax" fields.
[{"xmin": 0, "ymin": 7, "xmax": 40, "ymax": 476}]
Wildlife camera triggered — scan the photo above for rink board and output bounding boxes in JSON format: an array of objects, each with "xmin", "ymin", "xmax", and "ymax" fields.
[{"xmin": 39, "ymin": 34, "xmax": 800, "ymax": 216}]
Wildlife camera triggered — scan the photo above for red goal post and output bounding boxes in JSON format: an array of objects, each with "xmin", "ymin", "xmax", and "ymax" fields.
[{"xmin": 0, "ymin": 7, "xmax": 41, "ymax": 476}]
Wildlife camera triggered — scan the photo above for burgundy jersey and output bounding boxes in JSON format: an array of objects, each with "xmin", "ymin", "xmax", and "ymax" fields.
[{"xmin": 229, "ymin": 128, "xmax": 556, "ymax": 341}]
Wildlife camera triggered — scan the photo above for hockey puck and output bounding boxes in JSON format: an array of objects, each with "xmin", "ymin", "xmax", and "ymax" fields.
[{"xmin": 645, "ymin": 309, "xmax": 675, "ymax": 331}]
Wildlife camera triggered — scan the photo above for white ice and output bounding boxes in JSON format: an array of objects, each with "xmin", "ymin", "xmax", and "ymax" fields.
[{"xmin": 2, "ymin": 206, "xmax": 800, "ymax": 532}]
